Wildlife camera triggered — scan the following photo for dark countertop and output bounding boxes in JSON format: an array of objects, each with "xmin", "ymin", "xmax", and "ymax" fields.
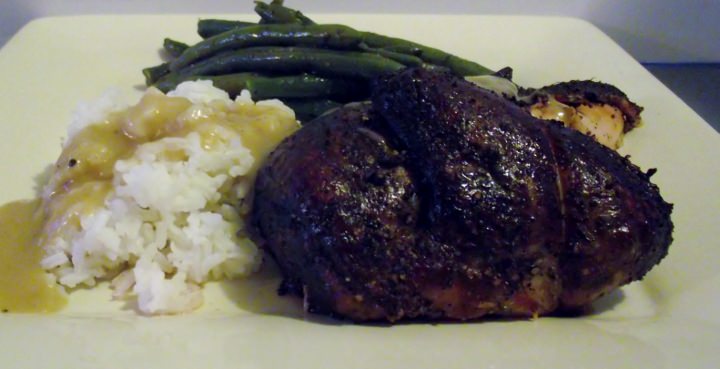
[{"xmin": 643, "ymin": 63, "xmax": 720, "ymax": 133}]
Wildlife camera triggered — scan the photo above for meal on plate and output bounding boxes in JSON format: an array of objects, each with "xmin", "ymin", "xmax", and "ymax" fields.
[{"xmin": 0, "ymin": 1, "xmax": 673, "ymax": 320}]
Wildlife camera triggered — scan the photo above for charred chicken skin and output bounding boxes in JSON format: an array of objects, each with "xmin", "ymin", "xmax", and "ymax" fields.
[{"xmin": 250, "ymin": 68, "xmax": 673, "ymax": 322}]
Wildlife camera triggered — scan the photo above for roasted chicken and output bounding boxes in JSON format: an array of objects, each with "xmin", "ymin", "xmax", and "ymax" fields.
[
  {"xmin": 468, "ymin": 73, "xmax": 644, "ymax": 149},
  {"xmin": 250, "ymin": 68, "xmax": 673, "ymax": 322},
  {"xmin": 521, "ymin": 80, "xmax": 644, "ymax": 149}
]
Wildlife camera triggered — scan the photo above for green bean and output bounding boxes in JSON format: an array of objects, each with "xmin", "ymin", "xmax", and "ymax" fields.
[
  {"xmin": 197, "ymin": 19, "xmax": 256, "ymax": 38},
  {"xmin": 368, "ymin": 43, "xmax": 491, "ymax": 76},
  {"xmin": 163, "ymin": 38, "xmax": 189, "ymax": 57},
  {"xmin": 142, "ymin": 63, "xmax": 171, "ymax": 85},
  {"xmin": 172, "ymin": 47, "xmax": 405, "ymax": 80},
  {"xmin": 356, "ymin": 44, "xmax": 450, "ymax": 71},
  {"xmin": 358, "ymin": 43, "xmax": 424, "ymax": 67},
  {"xmin": 245, "ymin": 74, "xmax": 361, "ymax": 100},
  {"xmin": 283, "ymin": 99, "xmax": 342, "ymax": 121},
  {"xmin": 169, "ymin": 24, "xmax": 493, "ymax": 76},
  {"xmin": 153, "ymin": 73, "xmax": 365, "ymax": 101},
  {"xmin": 255, "ymin": 0, "xmax": 315, "ymax": 25},
  {"xmin": 170, "ymin": 24, "xmax": 358, "ymax": 71},
  {"xmin": 335, "ymin": 30, "xmax": 495, "ymax": 75}
]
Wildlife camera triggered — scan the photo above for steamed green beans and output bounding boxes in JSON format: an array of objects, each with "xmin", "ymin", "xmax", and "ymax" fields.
[
  {"xmin": 197, "ymin": 20, "xmax": 256, "ymax": 38},
  {"xmin": 169, "ymin": 24, "xmax": 493, "ymax": 76},
  {"xmin": 198, "ymin": 1, "xmax": 313, "ymax": 38},
  {"xmin": 143, "ymin": 63, "xmax": 170, "ymax": 85},
  {"xmin": 154, "ymin": 73, "xmax": 365, "ymax": 101},
  {"xmin": 255, "ymin": 0, "xmax": 315, "ymax": 25},
  {"xmin": 170, "ymin": 24, "xmax": 358, "ymax": 71},
  {"xmin": 357, "ymin": 43, "xmax": 425, "ymax": 67},
  {"xmin": 163, "ymin": 38, "xmax": 189, "ymax": 57},
  {"xmin": 172, "ymin": 47, "xmax": 406, "ymax": 80},
  {"xmin": 144, "ymin": 3, "xmax": 496, "ymax": 121}
]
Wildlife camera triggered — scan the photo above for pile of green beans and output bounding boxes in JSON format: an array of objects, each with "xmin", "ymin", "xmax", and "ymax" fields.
[{"xmin": 143, "ymin": 0, "xmax": 494, "ymax": 121}]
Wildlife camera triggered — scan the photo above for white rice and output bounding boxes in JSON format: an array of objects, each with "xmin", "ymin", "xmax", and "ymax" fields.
[{"xmin": 40, "ymin": 81, "xmax": 296, "ymax": 314}]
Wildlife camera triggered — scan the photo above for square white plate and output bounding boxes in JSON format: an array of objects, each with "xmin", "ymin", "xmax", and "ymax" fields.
[{"xmin": 1, "ymin": 14, "xmax": 719, "ymax": 369}]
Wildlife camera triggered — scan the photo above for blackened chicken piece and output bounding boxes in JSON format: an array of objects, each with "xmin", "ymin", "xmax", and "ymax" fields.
[
  {"xmin": 519, "ymin": 80, "xmax": 644, "ymax": 149},
  {"xmin": 544, "ymin": 122, "xmax": 673, "ymax": 308},
  {"xmin": 251, "ymin": 103, "xmax": 426, "ymax": 320},
  {"xmin": 374, "ymin": 71, "xmax": 567, "ymax": 318},
  {"xmin": 374, "ymin": 68, "xmax": 671, "ymax": 314},
  {"xmin": 524, "ymin": 80, "xmax": 643, "ymax": 130},
  {"xmin": 251, "ymin": 68, "xmax": 673, "ymax": 322}
]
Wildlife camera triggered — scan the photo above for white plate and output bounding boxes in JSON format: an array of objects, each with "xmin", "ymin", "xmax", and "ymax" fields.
[{"xmin": 1, "ymin": 14, "xmax": 719, "ymax": 369}]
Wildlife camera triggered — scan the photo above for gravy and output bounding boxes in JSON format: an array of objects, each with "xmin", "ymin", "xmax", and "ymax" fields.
[{"xmin": 0, "ymin": 200, "xmax": 66, "ymax": 312}]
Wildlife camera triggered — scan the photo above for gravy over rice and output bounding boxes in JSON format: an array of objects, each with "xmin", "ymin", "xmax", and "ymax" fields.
[{"xmin": 0, "ymin": 81, "xmax": 299, "ymax": 314}]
